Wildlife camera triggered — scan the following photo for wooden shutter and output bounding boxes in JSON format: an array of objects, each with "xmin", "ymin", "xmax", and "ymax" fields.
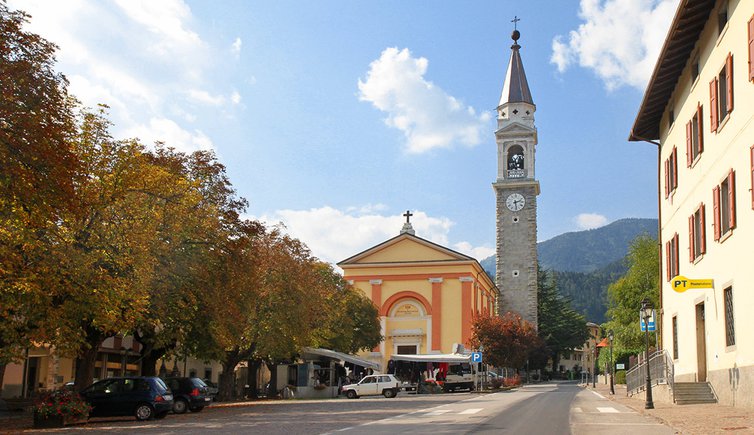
[
  {"xmin": 749, "ymin": 15, "xmax": 754, "ymax": 81},
  {"xmin": 700, "ymin": 204, "xmax": 706, "ymax": 254},
  {"xmin": 696, "ymin": 104, "xmax": 704, "ymax": 153},
  {"xmin": 686, "ymin": 121, "xmax": 693, "ymax": 167},
  {"xmin": 672, "ymin": 147, "xmax": 678, "ymax": 188},
  {"xmin": 726, "ymin": 54, "xmax": 733, "ymax": 113},
  {"xmin": 751, "ymin": 145, "xmax": 754, "ymax": 209},
  {"xmin": 665, "ymin": 241, "xmax": 671, "ymax": 281},
  {"xmin": 713, "ymin": 185, "xmax": 721, "ymax": 241},
  {"xmin": 688, "ymin": 214, "xmax": 695, "ymax": 262},
  {"xmin": 673, "ymin": 234, "xmax": 679, "ymax": 276},
  {"xmin": 665, "ymin": 159, "xmax": 670, "ymax": 197},
  {"xmin": 728, "ymin": 170, "xmax": 736, "ymax": 229},
  {"xmin": 709, "ymin": 78, "xmax": 718, "ymax": 132}
]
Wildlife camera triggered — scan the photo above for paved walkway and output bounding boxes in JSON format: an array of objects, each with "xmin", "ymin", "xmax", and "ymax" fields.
[{"xmin": 584, "ymin": 380, "xmax": 754, "ymax": 434}]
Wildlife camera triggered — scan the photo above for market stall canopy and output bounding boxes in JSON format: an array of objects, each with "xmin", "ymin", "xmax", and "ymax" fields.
[
  {"xmin": 301, "ymin": 347, "xmax": 380, "ymax": 370},
  {"xmin": 389, "ymin": 353, "xmax": 471, "ymax": 363}
]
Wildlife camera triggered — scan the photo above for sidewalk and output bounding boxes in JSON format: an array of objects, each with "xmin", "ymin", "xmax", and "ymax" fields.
[{"xmin": 584, "ymin": 380, "xmax": 754, "ymax": 434}]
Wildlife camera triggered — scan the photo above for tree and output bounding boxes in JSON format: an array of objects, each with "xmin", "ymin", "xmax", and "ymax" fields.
[
  {"xmin": 470, "ymin": 313, "xmax": 539, "ymax": 370},
  {"xmin": 0, "ymin": 1, "xmax": 78, "ymax": 391},
  {"xmin": 538, "ymin": 267, "xmax": 589, "ymax": 373},
  {"xmin": 602, "ymin": 234, "xmax": 659, "ymax": 354}
]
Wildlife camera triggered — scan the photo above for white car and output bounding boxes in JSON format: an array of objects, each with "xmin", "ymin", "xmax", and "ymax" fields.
[{"xmin": 342, "ymin": 374, "xmax": 401, "ymax": 399}]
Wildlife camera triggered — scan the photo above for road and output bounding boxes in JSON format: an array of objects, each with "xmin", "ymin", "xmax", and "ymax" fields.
[{"xmin": 33, "ymin": 382, "xmax": 673, "ymax": 434}]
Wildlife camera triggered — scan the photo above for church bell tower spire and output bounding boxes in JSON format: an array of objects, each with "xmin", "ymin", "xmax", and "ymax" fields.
[{"xmin": 493, "ymin": 25, "xmax": 540, "ymax": 327}]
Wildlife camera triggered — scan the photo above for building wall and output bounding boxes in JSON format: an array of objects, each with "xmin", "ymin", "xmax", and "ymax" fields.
[{"xmin": 658, "ymin": 0, "xmax": 754, "ymax": 408}]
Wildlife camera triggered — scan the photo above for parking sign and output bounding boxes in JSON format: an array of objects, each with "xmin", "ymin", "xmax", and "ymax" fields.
[{"xmin": 471, "ymin": 352, "xmax": 483, "ymax": 363}]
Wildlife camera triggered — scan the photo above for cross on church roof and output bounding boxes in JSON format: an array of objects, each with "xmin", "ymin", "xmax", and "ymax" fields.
[
  {"xmin": 511, "ymin": 16, "xmax": 520, "ymax": 30},
  {"xmin": 403, "ymin": 210, "xmax": 413, "ymax": 223}
]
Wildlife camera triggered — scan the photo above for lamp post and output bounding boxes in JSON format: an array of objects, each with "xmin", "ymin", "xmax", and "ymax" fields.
[
  {"xmin": 641, "ymin": 298, "xmax": 654, "ymax": 409},
  {"xmin": 592, "ymin": 343, "xmax": 597, "ymax": 388},
  {"xmin": 608, "ymin": 330, "xmax": 615, "ymax": 395}
]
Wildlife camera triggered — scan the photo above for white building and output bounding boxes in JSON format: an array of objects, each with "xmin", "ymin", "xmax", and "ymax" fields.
[{"xmin": 629, "ymin": 0, "xmax": 754, "ymax": 409}]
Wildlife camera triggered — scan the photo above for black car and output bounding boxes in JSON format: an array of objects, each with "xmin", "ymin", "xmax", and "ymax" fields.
[
  {"xmin": 164, "ymin": 377, "xmax": 211, "ymax": 414},
  {"xmin": 80, "ymin": 376, "xmax": 173, "ymax": 421}
]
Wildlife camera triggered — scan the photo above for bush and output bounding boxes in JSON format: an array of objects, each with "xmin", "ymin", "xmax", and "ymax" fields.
[
  {"xmin": 34, "ymin": 389, "xmax": 91, "ymax": 420},
  {"xmin": 615, "ymin": 370, "xmax": 626, "ymax": 384},
  {"xmin": 503, "ymin": 374, "xmax": 521, "ymax": 387},
  {"xmin": 490, "ymin": 378, "xmax": 504, "ymax": 389}
]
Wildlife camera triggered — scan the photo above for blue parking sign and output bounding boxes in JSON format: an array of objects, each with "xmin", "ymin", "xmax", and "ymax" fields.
[{"xmin": 471, "ymin": 352, "xmax": 483, "ymax": 363}]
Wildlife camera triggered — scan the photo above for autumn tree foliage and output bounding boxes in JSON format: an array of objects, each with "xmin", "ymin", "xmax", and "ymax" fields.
[{"xmin": 470, "ymin": 312, "xmax": 540, "ymax": 370}]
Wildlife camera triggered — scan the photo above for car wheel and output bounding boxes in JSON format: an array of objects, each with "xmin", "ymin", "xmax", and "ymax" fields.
[
  {"xmin": 383, "ymin": 389, "xmax": 396, "ymax": 398},
  {"xmin": 346, "ymin": 390, "xmax": 358, "ymax": 399},
  {"xmin": 189, "ymin": 406, "xmax": 204, "ymax": 413},
  {"xmin": 135, "ymin": 403, "xmax": 154, "ymax": 421},
  {"xmin": 155, "ymin": 411, "xmax": 168, "ymax": 420},
  {"xmin": 173, "ymin": 398, "xmax": 188, "ymax": 414}
]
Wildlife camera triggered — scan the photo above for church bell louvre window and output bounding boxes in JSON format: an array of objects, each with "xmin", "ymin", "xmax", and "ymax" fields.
[
  {"xmin": 713, "ymin": 169, "xmax": 736, "ymax": 241},
  {"xmin": 709, "ymin": 53, "xmax": 733, "ymax": 132},
  {"xmin": 686, "ymin": 104, "xmax": 703, "ymax": 166}
]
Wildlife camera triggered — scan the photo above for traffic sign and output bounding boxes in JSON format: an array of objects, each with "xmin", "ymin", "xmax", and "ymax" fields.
[
  {"xmin": 616, "ymin": 363, "xmax": 625, "ymax": 370},
  {"xmin": 471, "ymin": 352, "xmax": 483, "ymax": 363},
  {"xmin": 671, "ymin": 275, "xmax": 714, "ymax": 293},
  {"xmin": 640, "ymin": 309, "xmax": 656, "ymax": 332}
]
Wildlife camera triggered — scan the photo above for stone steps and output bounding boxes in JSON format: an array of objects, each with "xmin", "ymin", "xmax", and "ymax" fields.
[{"xmin": 673, "ymin": 382, "xmax": 717, "ymax": 405}]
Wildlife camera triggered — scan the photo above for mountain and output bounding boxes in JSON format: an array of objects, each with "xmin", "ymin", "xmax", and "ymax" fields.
[{"xmin": 480, "ymin": 218, "xmax": 658, "ymax": 323}]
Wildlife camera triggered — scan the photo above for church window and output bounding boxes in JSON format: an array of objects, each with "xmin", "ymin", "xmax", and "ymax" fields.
[
  {"xmin": 710, "ymin": 53, "xmax": 733, "ymax": 132},
  {"xmin": 664, "ymin": 147, "xmax": 678, "ymax": 197},
  {"xmin": 665, "ymin": 233, "xmax": 679, "ymax": 281},
  {"xmin": 686, "ymin": 104, "xmax": 703, "ymax": 166},
  {"xmin": 713, "ymin": 169, "xmax": 736, "ymax": 241},
  {"xmin": 689, "ymin": 204, "xmax": 706, "ymax": 261}
]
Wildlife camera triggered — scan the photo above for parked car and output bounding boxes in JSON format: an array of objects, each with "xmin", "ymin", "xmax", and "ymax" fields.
[
  {"xmin": 79, "ymin": 376, "xmax": 173, "ymax": 421},
  {"xmin": 202, "ymin": 379, "xmax": 219, "ymax": 400},
  {"xmin": 164, "ymin": 377, "xmax": 212, "ymax": 413},
  {"xmin": 341, "ymin": 374, "xmax": 401, "ymax": 399}
]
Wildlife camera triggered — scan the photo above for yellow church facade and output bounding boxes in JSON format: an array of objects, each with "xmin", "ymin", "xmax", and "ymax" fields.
[{"xmin": 338, "ymin": 224, "xmax": 498, "ymax": 371}]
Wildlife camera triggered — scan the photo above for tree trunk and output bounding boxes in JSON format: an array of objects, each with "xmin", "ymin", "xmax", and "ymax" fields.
[
  {"xmin": 247, "ymin": 358, "xmax": 262, "ymax": 399},
  {"xmin": 0, "ymin": 362, "xmax": 6, "ymax": 395},
  {"xmin": 140, "ymin": 351, "xmax": 160, "ymax": 377},
  {"xmin": 266, "ymin": 361, "xmax": 278, "ymax": 398},
  {"xmin": 217, "ymin": 348, "xmax": 241, "ymax": 402},
  {"xmin": 74, "ymin": 345, "xmax": 100, "ymax": 392}
]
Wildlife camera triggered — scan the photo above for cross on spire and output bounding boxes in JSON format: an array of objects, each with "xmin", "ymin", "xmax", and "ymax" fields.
[
  {"xmin": 403, "ymin": 210, "xmax": 413, "ymax": 223},
  {"xmin": 511, "ymin": 16, "xmax": 520, "ymax": 30}
]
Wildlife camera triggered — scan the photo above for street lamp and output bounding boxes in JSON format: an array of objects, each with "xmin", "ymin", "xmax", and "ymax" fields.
[
  {"xmin": 641, "ymin": 298, "xmax": 654, "ymax": 409},
  {"xmin": 608, "ymin": 330, "xmax": 615, "ymax": 395},
  {"xmin": 592, "ymin": 343, "xmax": 597, "ymax": 388}
]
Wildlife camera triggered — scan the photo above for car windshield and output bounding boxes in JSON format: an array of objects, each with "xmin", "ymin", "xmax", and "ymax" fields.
[
  {"xmin": 360, "ymin": 377, "xmax": 375, "ymax": 384},
  {"xmin": 154, "ymin": 377, "xmax": 169, "ymax": 393},
  {"xmin": 191, "ymin": 378, "xmax": 207, "ymax": 387}
]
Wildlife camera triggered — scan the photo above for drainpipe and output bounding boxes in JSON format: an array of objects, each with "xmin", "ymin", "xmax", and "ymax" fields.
[{"xmin": 630, "ymin": 134, "xmax": 663, "ymax": 351}]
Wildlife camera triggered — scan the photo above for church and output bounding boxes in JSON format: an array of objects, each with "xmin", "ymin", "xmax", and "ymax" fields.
[{"xmin": 339, "ymin": 27, "xmax": 541, "ymax": 370}]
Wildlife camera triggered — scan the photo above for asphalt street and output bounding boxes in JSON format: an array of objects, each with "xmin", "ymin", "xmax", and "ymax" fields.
[{"xmin": 21, "ymin": 381, "xmax": 674, "ymax": 434}]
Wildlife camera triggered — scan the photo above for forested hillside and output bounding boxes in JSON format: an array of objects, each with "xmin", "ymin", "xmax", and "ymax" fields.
[{"xmin": 480, "ymin": 218, "xmax": 658, "ymax": 323}]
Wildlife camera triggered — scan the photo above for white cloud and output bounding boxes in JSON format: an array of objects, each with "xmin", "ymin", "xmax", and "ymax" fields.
[
  {"xmin": 551, "ymin": 0, "xmax": 678, "ymax": 91},
  {"xmin": 8, "ymin": 0, "xmax": 235, "ymax": 154},
  {"xmin": 452, "ymin": 242, "xmax": 495, "ymax": 261},
  {"xmin": 230, "ymin": 91, "xmax": 242, "ymax": 105},
  {"xmin": 358, "ymin": 47, "xmax": 491, "ymax": 154},
  {"xmin": 574, "ymin": 213, "xmax": 609, "ymax": 230},
  {"xmin": 252, "ymin": 206, "xmax": 490, "ymax": 265},
  {"xmin": 232, "ymin": 37, "xmax": 242, "ymax": 58}
]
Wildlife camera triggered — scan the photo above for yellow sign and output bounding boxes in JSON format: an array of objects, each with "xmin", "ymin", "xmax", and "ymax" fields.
[
  {"xmin": 671, "ymin": 275, "xmax": 714, "ymax": 293},
  {"xmin": 395, "ymin": 304, "xmax": 419, "ymax": 317}
]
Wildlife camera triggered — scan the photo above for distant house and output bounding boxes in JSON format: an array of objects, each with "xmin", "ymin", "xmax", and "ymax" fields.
[{"xmin": 629, "ymin": 0, "xmax": 754, "ymax": 409}]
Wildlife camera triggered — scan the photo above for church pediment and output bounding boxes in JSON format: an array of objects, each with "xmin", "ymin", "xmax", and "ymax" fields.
[
  {"xmin": 495, "ymin": 122, "xmax": 536, "ymax": 136},
  {"xmin": 338, "ymin": 233, "xmax": 473, "ymax": 266}
]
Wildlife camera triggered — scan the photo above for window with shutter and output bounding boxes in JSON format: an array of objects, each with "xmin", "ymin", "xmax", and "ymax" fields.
[
  {"xmin": 714, "ymin": 170, "xmax": 736, "ymax": 241},
  {"xmin": 690, "ymin": 204, "xmax": 706, "ymax": 261},
  {"xmin": 665, "ymin": 241, "xmax": 671, "ymax": 281},
  {"xmin": 710, "ymin": 78, "xmax": 718, "ymax": 132},
  {"xmin": 713, "ymin": 186, "xmax": 721, "ymax": 241},
  {"xmin": 688, "ymin": 215, "xmax": 695, "ymax": 262},
  {"xmin": 726, "ymin": 54, "xmax": 733, "ymax": 113},
  {"xmin": 673, "ymin": 233, "xmax": 679, "ymax": 277},
  {"xmin": 672, "ymin": 147, "xmax": 678, "ymax": 188},
  {"xmin": 700, "ymin": 204, "xmax": 706, "ymax": 254},
  {"xmin": 696, "ymin": 104, "xmax": 703, "ymax": 153},
  {"xmin": 665, "ymin": 159, "xmax": 670, "ymax": 197},
  {"xmin": 727, "ymin": 170, "xmax": 736, "ymax": 229},
  {"xmin": 686, "ymin": 121, "xmax": 692, "ymax": 167},
  {"xmin": 749, "ymin": 15, "xmax": 754, "ymax": 81}
]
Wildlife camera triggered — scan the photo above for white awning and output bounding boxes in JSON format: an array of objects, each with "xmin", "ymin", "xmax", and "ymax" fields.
[
  {"xmin": 389, "ymin": 353, "xmax": 472, "ymax": 363},
  {"xmin": 301, "ymin": 347, "xmax": 380, "ymax": 370}
]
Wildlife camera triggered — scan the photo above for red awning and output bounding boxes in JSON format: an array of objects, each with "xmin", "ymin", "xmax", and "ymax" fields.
[{"xmin": 596, "ymin": 338, "xmax": 609, "ymax": 348}]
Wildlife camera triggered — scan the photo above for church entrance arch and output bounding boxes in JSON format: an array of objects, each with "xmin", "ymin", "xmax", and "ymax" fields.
[{"xmin": 381, "ymin": 292, "xmax": 431, "ymax": 357}]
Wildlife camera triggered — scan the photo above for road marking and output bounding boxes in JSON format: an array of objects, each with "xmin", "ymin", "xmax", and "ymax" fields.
[
  {"xmin": 590, "ymin": 390, "xmax": 605, "ymax": 399},
  {"xmin": 459, "ymin": 408, "xmax": 483, "ymax": 414},
  {"xmin": 597, "ymin": 407, "xmax": 619, "ymax": 413},
  {"xmin": 573, "ymin": 407, "xmax": 582, "ymax": 413},
  {"xmin": 425, "ymin": 409, "xmax": 451, "ymax": 416}
]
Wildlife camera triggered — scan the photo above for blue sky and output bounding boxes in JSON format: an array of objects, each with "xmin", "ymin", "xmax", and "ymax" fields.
[{"xmin": 10, "ymin": 0, "xmax": 677, "ymax": 265}]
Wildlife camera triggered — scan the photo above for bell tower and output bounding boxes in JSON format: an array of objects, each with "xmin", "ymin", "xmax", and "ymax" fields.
[{"xmin": 493, "ymin": 27, "xmax": 540, "ymax": 327}]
